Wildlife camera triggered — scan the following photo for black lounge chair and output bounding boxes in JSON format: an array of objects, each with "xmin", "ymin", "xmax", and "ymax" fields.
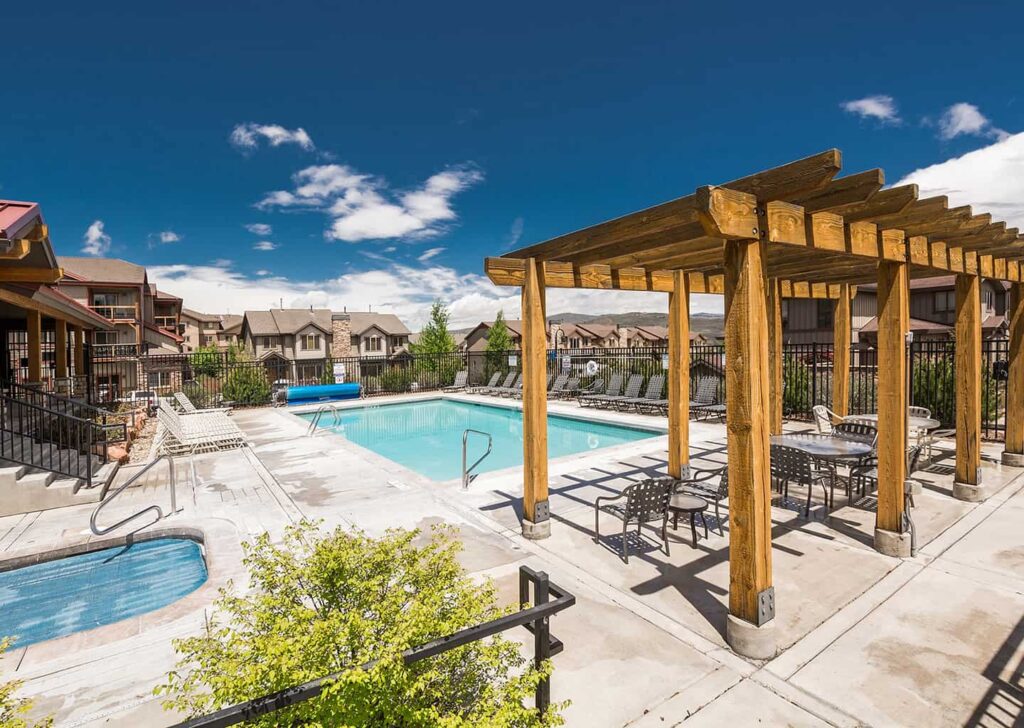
[
  {"xmin": 553, "ymin": 377, "xmax": 580, "ymax": 400},
  {"xmin": 622, "ymin": 374, "xmax": 665, "ymax": 413},
  {"xmin": 443, "ymin": 370, "xmax": 468, "ymax": 392},
  {"xmin": 469, "ymin": 372, "xmax": 501, "ymax": 394},
  {"xmin": 484, "ymin": 372, "xmax": 516, "ymax": 395},
  {"xmin": 595, "ymin": 374, "xmax": 644, "ymax": 410},
  {"xmin": 690, "ymin": 378, "xmax": 726, "ymax": 422},
  {"xmin": 496, "ymin": 374, "xmax": 523, "ymax": 397},
  {"xmin": 579, "ymin": 373, "xmax": 622, "ymax": 408}
]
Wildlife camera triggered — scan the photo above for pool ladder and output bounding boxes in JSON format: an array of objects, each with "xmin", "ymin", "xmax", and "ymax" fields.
[
  {"xmin": 306, "ymin": 403, "xmax": 341, "ymax": 436},
  {"xmin": 90, "ymin": 454, "xmax": 178, "ymax": 536},
  {"xmin": 462, "ymin": 429, "xmax": 493, "ymax": 489}
]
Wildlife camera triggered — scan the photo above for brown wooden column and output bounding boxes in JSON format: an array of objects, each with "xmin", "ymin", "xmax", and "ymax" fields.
[
  {"xmin": 767, "ymin": 279, "xmax": 783, "ymax": 435},
  {"xmin": 521, "ymin": 257, "xmax": 550, "ymax": 538},
  {"xmin": 832, "ymin": 284, "xmax": 851, "ymax": 417},
  {"xmin": 668, "ymin": 271, "xmax": 690, "ymax": 479},
  {"xmin": 71, "ymin": 325, "xmax": 85, "ymax": 373},
  {"xmin": 54, "ymin": 319, "xmax": 68, "ymax": 379},
  {"xmin": 953, "ymin": 274, "xmax": 984, "ymax": 500},
  {"xmin": 1003, "ymin": 284, "xmax": 1024, "ymax": 466},
  {"xmin": 26, "ymin": 309, "xmax": 42, "ymax": 383},
  {"xmin": 724, "ymin": 237, "xmax": 776, "ymax": 658},
  {"xmin": 875, "ymin": 257, "xmax": 909, "ymax": 556}
]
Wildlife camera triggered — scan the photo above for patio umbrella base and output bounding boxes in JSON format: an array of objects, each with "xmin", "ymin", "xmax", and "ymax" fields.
[
  {"xmin": 1000, "ymin": 451, "xmax": 1024, "ymax": 468},
  {"xmin": 952, "ymin": 481, "xmax": 989, "ymax": 503},
  {"xmin": 874, "ymin": 527, "xmax": 912, "ymax": 557},
  {"xmin": 726, "ymin": 614, "xmax": 777, "ymax": 660}
]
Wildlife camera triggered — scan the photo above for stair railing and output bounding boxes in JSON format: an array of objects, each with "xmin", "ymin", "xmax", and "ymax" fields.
[{"xmin": 90, "ymin": 454, "xmax": 177, "ymax": 535}]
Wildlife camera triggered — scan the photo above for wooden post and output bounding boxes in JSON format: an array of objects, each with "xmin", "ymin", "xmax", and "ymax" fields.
[
  {"xmin": 767, "ymin": 279, "xmax": 783, "ymax": 435},
  {"xmin": 874, "ymin": 259, "xmax": 909, "ymax": 556},
  {"xmin": 54, "ymin": 319, "xmax": 68, "ymax": 378},
  {"xmin": 71, "ymin": 325, "xmax": 85, "ymax": 373},
  {"xmin": 26, "ymin": 309, "xmax": 42, "ymax": 383},
  {"xmin": 724, "ymin": 238, "xmax": 776, "ymax": 658},
  {"xmin": 668, "ymin": 271, "xmax": 690, "ymax": 479},
  {"xmin": 832, "ymin": 284, "xmax": 851, "ymax": 417},
  {"xmin": 1003, "ymin": 284, "xmax": 1024, "ymax": 466},
  {"xmin": 953, "ymin": 274, "xmax": 984, "ymax": 500},
  {"xmin": 521, "ymin": 258, "xmax": 550, "ymax": 538}
]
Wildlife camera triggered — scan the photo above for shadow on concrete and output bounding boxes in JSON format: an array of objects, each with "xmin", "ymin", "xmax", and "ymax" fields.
[{"xmin": 964, "ymin": 613, "xmax": 1024, "ymax": 728}]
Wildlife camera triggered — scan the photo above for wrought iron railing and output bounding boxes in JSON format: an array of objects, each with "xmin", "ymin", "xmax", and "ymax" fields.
[
  {"xmin": 91, "ymin": 304, "xmax": 137, "ymax": 321},
  {"xmin": 91, "ymin": 343, "xmax": 140, "ymax": 358},
  {"xmin": 171, "ymin": 566, "xmax": 575, "ymax": 727}
]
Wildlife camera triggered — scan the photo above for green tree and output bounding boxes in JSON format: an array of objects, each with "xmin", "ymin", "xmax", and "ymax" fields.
[
  {"xmin": 157, "ymin": 521, "xmax": 564, "ymax": 727},
  {"xmin": 485, "ymin": 310, "xmax": 514, "ymax": 379},
  {"xmin": 221, "ymin": 358, "xmax": 271, "ymax": 405},
  {"xmin": 0, "ymin": 638, "xmax": 52, "ymax": 727},
  {"xmin": 412, "ymin": 300, "xmax": 457, "ymax": 356},
  {"xmin": 190, "ymin": 344, "xmax": 223, "ymax": 378}
]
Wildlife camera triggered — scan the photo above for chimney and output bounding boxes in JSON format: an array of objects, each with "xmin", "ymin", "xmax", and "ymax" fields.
[{"xmin": 331, "ymin": 312, "xmax": 352, "ymax": 358}]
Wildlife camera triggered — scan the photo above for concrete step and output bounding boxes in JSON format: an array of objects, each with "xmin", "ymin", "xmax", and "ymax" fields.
[{"xmin": 18, "ymin": 471, "xmax": 55, "ymax": 488}]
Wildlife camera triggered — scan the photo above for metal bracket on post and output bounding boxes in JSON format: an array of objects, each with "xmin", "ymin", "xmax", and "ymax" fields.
[
  {"xmin": 756, "ymin": 586, "xmax": 775, "ymax": 626},
  {"xmin": 533, "ymin": 499, "xmax": 550, "ymax": 522}
]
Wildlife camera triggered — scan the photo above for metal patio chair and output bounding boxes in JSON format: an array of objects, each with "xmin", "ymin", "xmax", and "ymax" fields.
[
  {"xmin": 849, "ymin": 445, "xmax": 924, "ymax": 499},
  {"xmin": 579, "ymin": 373, "xmax": 622, "ymax": 408},
  {"xmin": 812, "ymin": 404, "xmax": 843, "ymax": 434},
  {"xmin": 594, "ymin": 477, "xmax": 674, "ymax": 563},
  {"xmin": 770, "ymin": 444, "xmax": 832, "ymax": 516},
  {"xmin": 691, "ymin": 377, "xmax": 726, "ymax": 422},
  {"xmin": 623, "ymin": 373, "xmax": 665, "ymax": 413},
  {"xmin": 442, "ymin": 370, "xmax": 468, "ymax": 392},
  {"xmin": 597, "ymin": 374, "xmax": 644, "ymax": 410},
  {"xmin": 676, "ymin": 466, "xmax": 728, "ymax": 535}
]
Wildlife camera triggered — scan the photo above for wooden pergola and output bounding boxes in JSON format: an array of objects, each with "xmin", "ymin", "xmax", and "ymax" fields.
[{"xmin": 484, "ymin": 149, "xmax": 1024, "ymax": 657}]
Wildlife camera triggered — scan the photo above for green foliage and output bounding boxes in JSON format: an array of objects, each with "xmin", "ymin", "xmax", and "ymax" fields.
[
  {"xmin": 485, "ymin": 311, "xmax": 513, "ymax": 362},
  {"xmin": 181, "ymin": 381, "xmax": 212, "ymax": 409},
  {"xmin": 221, "ymin": 360, "xmax": 271, "ymax": 405},
  {"xmin": 782, "ymin": 355, "xmax": 810, "ymax": 415},
  {"xmin": 911, "ymin": 353, "xmax": 1002, "ymax": 425},
  {"xmin": 157, "ymin": 522, "xmax": 564, "ymax": 727},
  {"xmin": 190, "ymin": 345, "xmax": 223, "ymax": 378},
  {"xmin": 0, "ymin": 638, "xmax": 52, "ymax": 727},
  {"xmin": 379, "ymin": 366, "xmax": 414, "ymax": 393},
  {"xmin": 320, "ymin": 358, "xmax": 335, "ymax": 385},
  {"xmin": 412, "ymin": 301, "xmax": 457, "ymax": 357}
]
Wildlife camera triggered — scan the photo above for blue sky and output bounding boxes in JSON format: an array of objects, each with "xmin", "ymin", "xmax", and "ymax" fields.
[{"xmin": 4, "ymin": 0, "xmax": 1024, "ymax": 327}]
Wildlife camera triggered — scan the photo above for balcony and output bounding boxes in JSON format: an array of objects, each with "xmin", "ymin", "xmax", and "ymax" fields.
[
  {"xmin": 92, "ymin": 343, "xmax": 140, "ymax": 358},
  {"xmin": 91, "ymin": 304, "xmax": 138, "ymax": 322},
  {"xmin": 154, "ymin": 315, "xmax": 179, "ymax": 331}
]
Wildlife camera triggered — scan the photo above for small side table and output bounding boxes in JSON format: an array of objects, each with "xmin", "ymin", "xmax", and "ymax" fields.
[{"xmin": 668, "ymin": 493, "xmax": 709, "ymax": 547}]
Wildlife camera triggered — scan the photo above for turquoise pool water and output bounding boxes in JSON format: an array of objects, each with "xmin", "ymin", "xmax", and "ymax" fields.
[
  {"xmin": 0, "ymin": 538, "xmax": 207, "ymax": 648},
  {"xmin": 299, "ymin": 399, "xmax": 659, "ymax": 481}
]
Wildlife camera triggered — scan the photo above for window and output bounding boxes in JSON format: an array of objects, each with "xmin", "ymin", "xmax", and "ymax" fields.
[
  {"xmin": 816, "ymin": 300, "xmax": 834, "ymax": 329},
  {"xmin": 261, "ymin": 336, "xmax": 277, "ymax": 348},
  {"xmin": 367, "ymin": 336, "xmax": 382, "ymax": 352},
  {"xmin": 95, "ymin": 331, "xmax": 118, "ymax": 345},
  {"xmin": 984, "ymin": 288, "xmax": 995, "ymax": 311},
  {"xmin": 148, "ymin": 371, "xmax": 171, "ymax": 389},
  {"xmin": 301, "ymin": 334, "xmax": 321, "ymax": 351},
  {"xmin": 934, "ymin": 291, "xmax": 955, "ymax": 313}
]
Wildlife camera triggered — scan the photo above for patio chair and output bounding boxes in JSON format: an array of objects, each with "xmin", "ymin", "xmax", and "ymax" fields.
[
  {"xmin": 552, "ymin": 377, "xmax": 581, "ymax": 400},
  {"xmin": 579, "ymin": 373, "xmax": 622, "ymax": 408},
  {"xmin": 174, "ymin": 391, "xmax": 232, "ymax": 414},
  {"xmin": 596, "ymin": 374, "xmax": 644, "ymax": 410},
  {"xmin": 676, "ymin": 466, "xmax": 728, "ymax": 535},
  {"xmin": 831, "ymin": 421, "xmax": 878, "ymax": 447},
  {"xmin": 484, "ymin": 372, "xmax": 516, "ymax": 395},
  {"xmin": 513, "ymin": 373, "xmax": 567, "ymax": 400},
  {"xmin": 691, "ymin": 378, "xmax": 726, "ymax": 422},
  {"xmin": 622, "ymin": 373, "xmax": 665, "ymax": 413},
  {"xmin": 442, "ymin": 370, "xmax": 468, "ymax": 392},
  {"xmin": 849, "ymin": 445, "xmax": 924, "ymax": 499},
  {"xmin": 470, "ymin": 372, "xmax": 501, "ymax": 394},
  {"xmin": 812, "ymin": 405, "xmax": 843, "ymax": 434},
  {"xmin": 154, "ymin": 400, "xmax": 245, "ymax": 456},
  {"xmin": 770, "ymin": 444, "xmax": 832, "ymax": 516},
  {"xmin": 593, "ymin": 477, "xmax": 674, "ymax": 563},
  {"xmin": 568, "ymin": 377, "xmax": 603, "ymax": 402},
  {"xmin": 546, "ymin": 373, "xmax": 570, "ymax": 397},
  {"xmin": 497, "ymin": 374, "xmax": 523, "ymax": 397}
]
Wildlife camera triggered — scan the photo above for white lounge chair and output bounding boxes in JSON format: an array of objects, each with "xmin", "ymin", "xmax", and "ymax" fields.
[
  {"xmin": 174, "ymin": 391, "xmax": 232, "ymax": 414},
  {"xmin": 154, "ymin": 400, "xmax": 245, "ymax": 456}
]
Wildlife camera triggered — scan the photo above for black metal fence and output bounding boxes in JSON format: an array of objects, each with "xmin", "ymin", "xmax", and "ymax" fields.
[{"xmin": 75, "ymin": 341, "xmax": 1011, "ymax": 439}]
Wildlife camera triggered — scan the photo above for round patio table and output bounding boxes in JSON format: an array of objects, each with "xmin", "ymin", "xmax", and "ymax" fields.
[
  {"xmin": 769, "ymin": 433, "xmax": 872, "ymax": 461},
  {"xmin": 668, "ymin": 493, "xmax": 709, "ymax": 547},
  {"xmin": 843, "ymin": 413, "xmax": 941, "ymax": 432}
]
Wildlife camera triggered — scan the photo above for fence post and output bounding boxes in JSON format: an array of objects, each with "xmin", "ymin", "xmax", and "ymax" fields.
[
  {"xmin": 811, "ymin": 342, "xmax": 818, "ymax": 408},
  {"xmin": 532, "ymin": 570, "xmax": 551, "ymax": 714}
]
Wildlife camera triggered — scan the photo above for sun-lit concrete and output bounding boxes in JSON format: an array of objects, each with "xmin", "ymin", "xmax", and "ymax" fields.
[{"xmin": 1, "ymin": 395, "xmax": 1021, "ymax": 727}]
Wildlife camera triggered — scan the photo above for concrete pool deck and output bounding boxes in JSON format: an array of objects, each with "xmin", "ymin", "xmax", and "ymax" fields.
[{"xmin": 1, "ymin": 394, "xmax": 1022, "ymax": 726}]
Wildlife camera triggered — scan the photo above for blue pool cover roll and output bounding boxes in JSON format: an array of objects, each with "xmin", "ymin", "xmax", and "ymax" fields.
[{"xmin": 286, "ymin": 382, "xmax": 361, "ymax": 403}]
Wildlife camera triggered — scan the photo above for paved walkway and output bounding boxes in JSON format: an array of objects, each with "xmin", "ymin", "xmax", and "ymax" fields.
[{"xmin": 1, "ymin": 396, "xmax": 1021, "ymax": 727}]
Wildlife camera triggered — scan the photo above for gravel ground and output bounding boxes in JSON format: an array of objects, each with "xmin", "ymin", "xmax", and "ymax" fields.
[{"xmin": 127, "ymin": 416, "xmax": 157, "ymax": 464}]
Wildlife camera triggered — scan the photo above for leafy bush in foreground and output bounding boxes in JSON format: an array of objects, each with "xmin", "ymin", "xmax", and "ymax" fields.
[
  {"xmin": 0, "ymin": 638, "xmax": 52, "ymax": 727},
  {"xmin": 158, "ymin": 522, "xmax": 564, "ymax": 727}
]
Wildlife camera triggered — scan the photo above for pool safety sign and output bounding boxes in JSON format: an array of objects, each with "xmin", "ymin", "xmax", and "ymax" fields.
[
  {"xmin": 662, "ymin": 354, "xmax": 669, "ymax": 370},
  {"xmin": 333, "ymin": 363, "xmax": 346, "ymax": 383},
  {"xmin": 561, "ymin": 355, "xmax": 571, "ymax": 371},
  {"xmin": 508, "ymin": 354, "xmax": 518, "ymax": 367}
]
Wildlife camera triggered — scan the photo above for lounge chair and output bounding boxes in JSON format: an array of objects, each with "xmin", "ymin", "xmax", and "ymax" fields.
[
  {"xmin": 512, "ymin": 373, "xmax": 561, "ymax": 400},
  {"xmin": 553, "ymin": 377, "xmax": 581, "ymax": 400},
  {"xmin": 174, "ymin": 391, "xmax": 232, "ymax": 415},
  {"xmin": 494, "ymin": 374, "xmax": 522, "ymax": 397},
  {"xmin": 594, "ymin": 374, "xmax": 644, "ymax": 410},
  {"xmin": 579, "ymin": 374, "xmax": 622, "ymax": 408},
  {"xmin": 443, "ymin": 370, "xmax": 469, "ymax": 392},
  {"xmin": 621, "ymin": 374, "xmax": 665, "ymax": 413},
  {"xmin": 573, "ymin": 378, "xmax": 604, "ymax": 400},
  {"xmin": 593, "ymin": 477, "xmax": 674, "ymax": 563},
  {"xmin": 547, "ymin": 373, "xmax": 570, "ymax": 397},
  {"xmin": 470, "ymin": 372, "xmax": 501, "ymax": 394},
  {"xmin": 154, "ymin": 400, "xmax": 245, "ymax": 456},
  {"xmin": 482, "ymin": 372, "xmax": 515, "ymax": 395},
  {"xmin": 690, "ymin": 378, "xmax": 726, "ymax": 422}
]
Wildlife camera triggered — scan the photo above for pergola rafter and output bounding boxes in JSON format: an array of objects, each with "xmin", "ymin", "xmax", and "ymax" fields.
[{"xmin": 485, "ymin": 148, "xmax": 1023, "ymax": 659}]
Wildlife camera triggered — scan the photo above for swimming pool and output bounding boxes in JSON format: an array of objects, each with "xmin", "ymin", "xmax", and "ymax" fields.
[
  {"xmin": 299, "ymin": 398, "xmax": 660, "ymax": 481},
  {"xmin": 0, "ymin": 537, "xmax": 207, "ymax": 648}
]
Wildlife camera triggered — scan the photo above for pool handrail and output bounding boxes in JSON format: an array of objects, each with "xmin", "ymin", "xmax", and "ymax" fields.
[
  {"xmin": 90, "ymin": 454, "xmax": 177, "ymax": 536},
  {"xmin": 305, "ymin": 403, "xmax": 342, "ymax": 436},
  {"xmin": 462, "ymin": 428, "xmax": 493, "ymax": 489}
]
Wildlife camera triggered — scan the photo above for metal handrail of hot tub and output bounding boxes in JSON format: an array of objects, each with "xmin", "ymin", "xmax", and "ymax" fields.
[
  {"xmin": 462, "ymin": 429, "xmax": 493, "ymax": 489},
  {"xmin": 305, "ymin": 403, "xmax": 342, "ymax": 436},
  {"xmin": 90, "ymin": 454, "xmax": 177, "ymax": 536}
]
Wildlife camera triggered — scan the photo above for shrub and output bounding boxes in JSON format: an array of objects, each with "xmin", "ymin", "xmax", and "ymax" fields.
[
  {"xmin": 379, "ymin": 366, "xmax": 414, "ymax": 393},
  {"xmin": 221, "ymin": 363, "xmax": 271, "ymax": 405},
  {"xmin": 189, "ymin": 345, "xmax": 223, "ymax": 379},
  {"xmin": 782, "ymin": 355, "xmax": 810, "ymax": 415},
  {"xmin": 0, "ymin": 638, "xmax": 52, "ymax": 727},
  {"xmin": 157, "ymin": 522, "xmax": 564, "ymax": 727},
  {"xmin": 181, "ymin": 381, "xmax": 211, "ymax": 409}
]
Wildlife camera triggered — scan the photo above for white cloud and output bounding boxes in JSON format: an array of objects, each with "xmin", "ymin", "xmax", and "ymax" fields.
[
  {"xmin": 504, "ymin": 216, "xmax": 525, "ymax": 249},
  {"xmin": 255, "ymin": 270, "xmax": 271, "ymax": 276},
  {"xmin": 230, "ymin": 123, "xmax": 314, "ymax": 151},
  {"xmin": 148, "ymin": 261, "xmax": 722, "ymax": 330},
  {"xmin": 158, "ymin": 230, "xmax": 181, "ymax": 244},
  {"xmin": 253, "ymin": 241, "xmax": 278, "ymax": 251},
  {"xmin": 840, "ymin": 95, "xmax": 900, "ymax": 123},
  {"xmin": 417, "ymin": 247, "xmax": 445, "ymax": 262},
  {"xmin": 937, "ymin": 102, "xmax": 1008, "ymax": 141},
  {"xmin": 245, "ymin": 223, "xmax": 273, "ymax": 235},
  {"xmin": 82, "ymin": 220, "xmax": 111, "ymax": 256},
  {"xmin": 897, "ymin": 131, "xmax": 1024, "ymax": 229},
  {"xmin": 256, "ymin": 163, "xmax": 483, "ymax": 242}
]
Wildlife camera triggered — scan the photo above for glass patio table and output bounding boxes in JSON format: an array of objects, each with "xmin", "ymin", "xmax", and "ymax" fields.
[
  {"xmin": 843, "ymin": 413, "xmax": 941, "ymax": 431},
  {"xmin": 770, "ymin": 433, "xmax": 873, "ymax": 461}
]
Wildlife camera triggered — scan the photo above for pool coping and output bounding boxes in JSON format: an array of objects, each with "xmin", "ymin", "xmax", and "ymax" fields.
[{"xmin": 281, "ymin": 391, "xmax": 672, "ymax": 491}]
